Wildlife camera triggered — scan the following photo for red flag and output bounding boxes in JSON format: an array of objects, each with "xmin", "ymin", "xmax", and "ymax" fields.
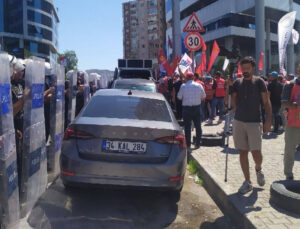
[
  {"xmin": 238, "ymin": 61, "xmax": 242, "ymax": 75},
  {"xmin": 201, "ymin": 51, "xmax": 207, "ymax": 72},
  {"xmin": 168, "ymin": 36, "xmax": 173, "ymax": 49},
  {"xmin": 171, "ymin": 55, "xmax": 180, "ymax": 74},
  {"xmin": 259, "ymin": 52, "xmax": 264, "ymax": 71},
  {"xmin": 207, "ymin": 40, "xmax": 220, "ymax": 72},
  {"xmin": 196, "ymin": 64, "xmax": 202, "ymax": 75},
  {"xmin": 198, "ymin": 36, "xmax": 207, "ymax": 73},
  {"xmin": 158, "ymin": 50, "xmax": 172, "ymax": 76}
]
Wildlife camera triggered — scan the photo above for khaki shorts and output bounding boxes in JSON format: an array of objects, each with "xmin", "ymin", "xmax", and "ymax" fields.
[{"xmin": 232, "ymin": 119, "xmax": 262, "ymax": 151}]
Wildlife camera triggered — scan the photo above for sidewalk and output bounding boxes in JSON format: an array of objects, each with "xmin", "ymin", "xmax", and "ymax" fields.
[{"xmin": 191, "ymin": 121, "xmax": 300, "ymax": 229}]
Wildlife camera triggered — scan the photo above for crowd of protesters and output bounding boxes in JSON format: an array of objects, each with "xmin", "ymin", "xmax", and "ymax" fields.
[{"xmin": 156, "ymin": 56, "xmax": 300, "ymax": 194}]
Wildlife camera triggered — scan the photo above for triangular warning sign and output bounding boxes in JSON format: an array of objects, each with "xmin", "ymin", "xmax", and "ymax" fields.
[{"xmin": 183, "ymin": 12, "xmax": 205, "ymax": 32}]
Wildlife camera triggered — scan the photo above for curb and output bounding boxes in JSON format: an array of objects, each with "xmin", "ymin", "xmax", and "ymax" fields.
[{"xmin": 191, "ymin": 153, "xmax": 256, "ymax": 229}]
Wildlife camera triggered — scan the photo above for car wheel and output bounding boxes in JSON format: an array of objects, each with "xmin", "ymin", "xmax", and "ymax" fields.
[{"xmin": 270, "ymin": 180, "xmax": 300, "ymax": 215}]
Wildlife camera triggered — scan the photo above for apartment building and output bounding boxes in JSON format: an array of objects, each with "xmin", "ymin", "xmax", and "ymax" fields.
[{"xmin": 123, "ymin": 0, "xmax": 166, "ymax": 64}]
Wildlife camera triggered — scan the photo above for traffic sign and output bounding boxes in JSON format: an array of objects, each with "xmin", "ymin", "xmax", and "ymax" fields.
[
  {"xmin": 184, "ymin": 33, "xmax": 202, "ymax": 51},
  {"xmin": 183, "ymin": 12, "xmax": 205, "ymax": 32}
]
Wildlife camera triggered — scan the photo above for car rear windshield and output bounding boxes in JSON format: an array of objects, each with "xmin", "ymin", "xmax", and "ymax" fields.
[
  {"xmin": 82, "ymin": 95, "xmax": 172, "ymax": 122},
  {"xmin": 119, "ymin": 70, "xmax": 151, "ymax": 79},
  {"xmin": 115, "ymin": 84, "xmax": 155, "ymax": 92}
]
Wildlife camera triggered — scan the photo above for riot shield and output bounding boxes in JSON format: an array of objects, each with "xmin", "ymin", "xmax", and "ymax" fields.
[
  {"xmin": 20, "ymin": 58, "xmax": 47, "ymax": 217},
  {"xmin": 0, "ymin": 53, "xmax": 20, "ymax": 228},
  {"xmin": 83, "ymin": 71, "xmax": 90, "ymax": 105},
  {"xmin": 48, "ymin": 65, "xmax": 65, "ymax": 177},
  {"xmin": 66, "ymin": 70, "xmax": 77, "ymax": 127}
]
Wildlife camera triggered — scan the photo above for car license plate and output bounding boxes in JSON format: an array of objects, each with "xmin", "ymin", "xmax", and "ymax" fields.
[{"xmin": 102, "ymin": 140, "xmax": 147, "ymax": 154}]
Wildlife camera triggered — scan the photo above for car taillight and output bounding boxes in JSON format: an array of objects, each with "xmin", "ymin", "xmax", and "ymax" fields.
[
  {"xmin": 156, "ymin": 135, "xmax": 186, "ymax": 148},
  {"xmin": 63, "ymin": 128, "xmax": 95, "ymax": 140}
]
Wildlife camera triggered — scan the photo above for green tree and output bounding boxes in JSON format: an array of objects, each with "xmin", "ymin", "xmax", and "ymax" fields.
[{"xmin": 58, "ymin": 50, "xmax": 78, "ymax": 72}]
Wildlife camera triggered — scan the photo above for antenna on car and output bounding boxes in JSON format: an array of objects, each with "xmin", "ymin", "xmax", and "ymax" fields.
[{"xmin": 128, "ymin": 90, "xmax": 132, "ymax": 95}]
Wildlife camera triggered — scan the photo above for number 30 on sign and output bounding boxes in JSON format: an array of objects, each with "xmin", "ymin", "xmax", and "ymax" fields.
[{"xmin": 184, "ymin": 32, "xmax": 202, "ymax": 51}]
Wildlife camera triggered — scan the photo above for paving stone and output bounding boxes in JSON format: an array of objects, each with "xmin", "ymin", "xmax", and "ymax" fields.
[{"xmin": 191, "ymin": 121, "xmax": 300, "ymax": 228}]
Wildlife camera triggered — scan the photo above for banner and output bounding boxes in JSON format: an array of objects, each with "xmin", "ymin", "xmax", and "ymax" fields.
[
  {"xmin": 158, "ymin": 50, "xmax": 172, "ymax": 76},
  {"xmin": 292, "ymin": 29, "xmax": 299, "ymax": 45},
  {"xmin": 222, "ymin": 58, "xmax": 229, "ymax": 71},
  {"xmin": 207, "ymin": 40, "xmax": 220, "ymax": 72},
  {"xmin": 177, "ymin": 53, "xmax": 193, "ymax": 74},
  {"xmin": 278, "ymin": 11, "xmax": 297, "ymax": 76},
  {"xmin": 259, "ymin": 52, "xmax": 264, "ymax": 71}
]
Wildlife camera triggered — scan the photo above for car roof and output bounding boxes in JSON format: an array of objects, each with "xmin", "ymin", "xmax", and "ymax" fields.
[
  {"xmin": 114, "ymin": 78, "xmax": 155, "ymax": 85},
  {"xmin": 94, "ymin": 89, "xmax": 164, "ymax": 100}
]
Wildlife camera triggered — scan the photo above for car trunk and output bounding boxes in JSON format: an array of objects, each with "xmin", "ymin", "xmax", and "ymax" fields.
[{"xmin": 68, "ymin": 118, "xmax": 180, "ymax": 164}]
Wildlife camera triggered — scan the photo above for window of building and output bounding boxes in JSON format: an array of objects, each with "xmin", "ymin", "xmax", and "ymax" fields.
[
  {"xmin": 24, "ymin": 40, "xmax": 50, "ymax": 55},
  {"xmin": 180, "ymin": 0, "xmax": 218, "ymax": 20},
  {"xmin": 148, "ymin": 8, "xmax": 157, "ymax": 15},
  {"xmin": 3, "ymin": 0, "xmax": 23, "ymax": 34},
  {"xmin": 149, "ymin": 33, "xmax": 158, "ymax": 40},
  {"xmin": 142, "ymin": 44, "xmax": 145, "ymax": 48},
  {"xmin": 148, "ymin": 0, "xmax": 157, "ymax": 7},
  {"xmin": 27, "ymin": 10, "xmax": 52, "ymax": 27},
  {"xmin": 28, "ymin": 24, "xmax": 52, "ymax": 41}
]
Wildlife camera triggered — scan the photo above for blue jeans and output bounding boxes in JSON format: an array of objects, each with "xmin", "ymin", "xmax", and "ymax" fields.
[
  {"xmin": 210, "ymin": 97, "xmax": 224, "ymax": 120},
  {"xmin": 182, "ymin": 105, "xmax": 202, "ymax": 147}
]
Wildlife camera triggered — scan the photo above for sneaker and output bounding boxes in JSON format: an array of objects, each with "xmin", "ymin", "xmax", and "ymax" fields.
[
  {"xmin": 238, "ymin": 181, "xmax": 253, "ymax": 194},
  {"xmin": 256, "ymin": 170, "xmax": 265, "ymax": 186}
]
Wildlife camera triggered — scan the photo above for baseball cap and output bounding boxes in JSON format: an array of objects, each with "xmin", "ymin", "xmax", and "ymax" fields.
[
  {"xmin": 269, "ymin": 71, "xmax": 278, "ymax": 77},
  {"xmin": 161, "ymin": 71, "xmax": 167, "ymax": 76},
  {"xmin": 186, "ymin": 72, "xmax": 194, "ymax": 79}
]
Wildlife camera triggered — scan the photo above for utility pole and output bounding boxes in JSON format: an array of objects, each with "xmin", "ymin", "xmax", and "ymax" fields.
[
  {"xmin": 287, "ymin": 0, "xmax": 295, "ymax": 74},
  {"xmin": 172, "ymin": 0, "xmax": 182, "ymax": 58},
  {"xmin": 255, "ymin": 0, "xmax": 265, "ymax": 76}
]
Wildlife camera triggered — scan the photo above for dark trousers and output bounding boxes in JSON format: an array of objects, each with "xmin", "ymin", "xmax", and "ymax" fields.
[
  {"xmin": 273, "ymin": 106, "xmax": 281, "ymax": 132},
  {"xmin": 204, "ymin": 99, "xmax": 212, "ymax": 120},
  {"xmin": 175, "ymin": 99, "xmax": 182, "ymax": 120},
  {"xmin": 183, "ymin": 105, "xmax": 202, "ymax": 147},
  {"xmin": 211, "ymin": 97, "xmax": 224, "ymax": 120}
]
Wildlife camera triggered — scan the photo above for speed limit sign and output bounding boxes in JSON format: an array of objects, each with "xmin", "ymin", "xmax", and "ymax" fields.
[{"xmin": 184, "ymin": 32, "xmax": 202, "ymax": 51}]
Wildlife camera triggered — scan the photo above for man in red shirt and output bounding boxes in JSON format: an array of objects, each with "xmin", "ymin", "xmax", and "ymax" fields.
[
  {"xmin": 209, "ymin": 71, "xmax": 226, "ymax": 124},
  {"xmin": 194, "ymin": 73, "xmax": 205, "ymax": 88}
]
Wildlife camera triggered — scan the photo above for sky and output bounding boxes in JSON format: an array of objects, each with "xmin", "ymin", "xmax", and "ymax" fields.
[{"xmin": 55, "ymin": 0, "xmax": 129, "ymax": 71}]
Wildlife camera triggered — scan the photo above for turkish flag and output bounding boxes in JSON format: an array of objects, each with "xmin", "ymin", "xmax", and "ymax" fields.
[
  {"xmin": 158, "ymin": 50, "xmax": 172, "ymax": 76},
  {"xmin": 207, "ymin": 40, "xmax": 220, "ymax": 72},
  {"xmin": 259, "ymin": 52, "xmax": 264, "ymax": 71}
]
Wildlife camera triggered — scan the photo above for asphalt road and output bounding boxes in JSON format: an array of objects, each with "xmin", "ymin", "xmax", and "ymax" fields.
[{"xmin": 25, "ymin": 171, "xmax": 236, "ymax": 229}]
